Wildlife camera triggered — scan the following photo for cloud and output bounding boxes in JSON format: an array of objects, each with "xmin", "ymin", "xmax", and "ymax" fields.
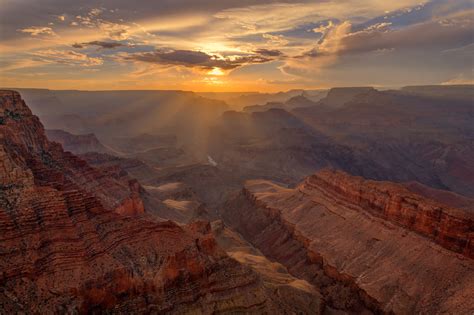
[
  {"xmin": 253, "ymin": 48, "xmax": 284, "ymax": 57},
  {"xmin": 122, "ymin": 49, "xmax": 274, "ymax": 71},
  {"xmin": 72, "ymin": 41, "xmax": 127, "ymax": 49},
  {"xmin": 215, "ymin": 1, "xmax": 426, "ymax": 37},
  {"xmin": 441, "ymin": 73, "xmax": 474, "ymax": 85},
  {"xmin": 305, "ymin": 11, "xmax": 474, "ymax": 57},
  {"xmin": 1, "ymin": 0, "xmax": 472, "ymax": 90},
  {"xmin": 283, "ymin": 9, "xmax": 474, "ymax": 76},
  {"xmin": 0, "ymin": 59, "xmax": 49, "ymax": 72},
  {"xmin": 313, "ymin": 20, "xmax": 335, "ymax": 34},
  {"xmin": 18, "ymin": 26, "xmax": 56, "ymax": 36},
  {"xmin": 32, "ymin": 49, "xmax": 103, "ymax": 66},
  {"xmin": 332, "ymin": 12, "xmax": 471, "ymax": 55},
  {"xmin": 98, "ymin": 22, "xmax": 131, "ymax": 40},
  {"xmin": 73, "ymin": 9, "xmax": 132, "ymax": 40},
  {"xmin": 262, "ymin": 33, "xmax": 289, "ymax": 45}
]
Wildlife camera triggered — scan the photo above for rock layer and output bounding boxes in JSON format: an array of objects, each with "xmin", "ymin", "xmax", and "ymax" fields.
[
  {"xmin": 306, "ymin": 169, "xmax": 473, "ymax": 258},
  {"xmin": 223, "ymin": 169, "xmax": 474, "ymax": 314}
]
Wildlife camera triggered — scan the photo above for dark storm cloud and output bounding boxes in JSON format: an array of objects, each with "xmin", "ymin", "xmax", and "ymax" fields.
[
  {"xmin": 72, "ymin": 41, "xmax": 127, "ymax": 49},
  {"xmin": 123, "ymin": 49, "xmax": 274, "ymax": 70}
]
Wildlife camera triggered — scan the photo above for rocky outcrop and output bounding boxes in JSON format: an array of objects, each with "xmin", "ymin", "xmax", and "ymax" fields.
[
  {"xmin": 114, "ymin": 179, "xmax": 145, "ymax": 216},
  {"xmin": 243, "ymin": 95, "xmax": 317, "ymax": 113},
  {"xmin": 319, "ymin": 87, "xmax": 376, "ymax": 108},
  {"xmin": 404, "ymin": 181, "xmax": 474, "ymax": 211},
  {"xmin": 0, "ymin": 91, "xmax": 144, "ymax": 216},
  {"xmin": 46, "ymin": 129, "xmax": 115, "ymax": 155},
  {"xmin": 222, "ymin": 169, "xmax": 474, "ymax": 314},
  {"xmin": 305, "ymin": 169, "xmax": 473, "ymax": 258},
  {"xmin": 0, "ymin": 91, "xmax": 314, "ymax": 313}
]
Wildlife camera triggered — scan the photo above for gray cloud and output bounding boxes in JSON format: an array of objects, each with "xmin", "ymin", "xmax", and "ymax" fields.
[
  {"xmin": 123, "ymin": 49, "xmax": 274, "ymax": 70},
  {"xmin": 0, "ymin": 0, "xmax": 311, "ymax": 40},
  {"xmin": 253, "ymin": 48, "xmax": 284, "ymax": 57},
  {"xmin": 73, "ymin": 41, "xmax": 127, "ymax": 49},
  {"xmin": 300, "ymin": 11, "xmax": 473, "ymax": 60}
]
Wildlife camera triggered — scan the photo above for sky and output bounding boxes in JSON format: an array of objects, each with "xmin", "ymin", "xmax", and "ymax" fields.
[{"xmin": 0, "ymin": 0, "xmax": 473, "ymax": 92}]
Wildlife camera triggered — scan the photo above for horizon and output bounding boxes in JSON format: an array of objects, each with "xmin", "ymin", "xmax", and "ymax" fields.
[
  {"xmin": 3, "ymin": 83, "xmax": 472, "ymax": 95},
  {"xmin": 1, "ymin": 0, "xmax": 473, "ymax": 91}
]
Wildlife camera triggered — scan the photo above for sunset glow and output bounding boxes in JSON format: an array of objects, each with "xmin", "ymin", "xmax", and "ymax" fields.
[
  {"xmin": 207, "ymin": 68, "xmax": 225, "ymax": 76},
  {"xmin": 0, "ymin": 0, "xmax": 472, "ymax": 91}
]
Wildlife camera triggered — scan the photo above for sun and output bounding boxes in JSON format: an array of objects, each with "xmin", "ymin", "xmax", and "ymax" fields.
[{"xmin": 207, "ymin": 67, "xmax": 225, "ymax": 76}]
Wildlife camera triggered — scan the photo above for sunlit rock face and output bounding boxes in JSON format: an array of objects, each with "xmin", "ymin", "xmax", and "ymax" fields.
[
  {"xmin": 0, "ymin": 91, "xmax": 319, "ymax": 313},
  {"xmin": 222, "ymin": 168, "xmax": 474, "ymax": 314}
]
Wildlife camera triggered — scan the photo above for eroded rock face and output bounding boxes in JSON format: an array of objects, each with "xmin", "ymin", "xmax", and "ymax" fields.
[
  {"xmin": 222, "ymin": 169, "xmax": 474, "ymax": 314},
  {"xmin": 306, "ymin": 169, "xmax": 474, "ymax": 258},
  {"xmin": 0, "ymin": 91, "xmax": 308, "ymax": 313},
  {"xmin": 0, "ymin": 91, "xmax": 144, "ymax": 216},
  {"xmin": 403, "ymin": 181, "xmax": 474, "ymax": 211}
]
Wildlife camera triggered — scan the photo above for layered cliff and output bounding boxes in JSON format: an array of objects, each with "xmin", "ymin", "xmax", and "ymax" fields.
[
  {"xmin": 0, "ymin": 91, "xmax": 318, "ymax": 313},
  {"xmin": 222, "ymin": 169, "xmax": 474, "ymax": 314},
  {"xmin": 0, "ymin": 91, "xmax": 144, "ymax": 216},
  {"xmin": 403, "ymin": 180, "xmax": 474, "ymax": 211},
  {"xmin": 305, "ymin": 169, "xmax": 473, "ymax": 258}
]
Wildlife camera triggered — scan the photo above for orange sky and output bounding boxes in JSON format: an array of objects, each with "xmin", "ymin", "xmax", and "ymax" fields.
[{"xmin": 0, "ymin": 0, "xmax": 472, "ymax": 91}]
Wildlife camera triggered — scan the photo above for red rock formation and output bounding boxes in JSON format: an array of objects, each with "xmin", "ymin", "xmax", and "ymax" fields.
[
  {"xmin": 223, "ymin": 169, "xmax": 474, "ymax": 314},
  {"xmin": 0, "ymin": 91, "xmax": 144, "ymax": 217},
  {"xmin": 0, "ymin": 91, "xmax": 311, "ymax": 313},
  {"xmin": 306, "ymin": 169, "xmax": 473, "ymax": 258},
  {"xmin": 404, "ymin": 180, "xmax": 474, "ymax": 211},
  {"xmin": 114, "ymin": 180, "xmax": 145, "ymax": 216}
]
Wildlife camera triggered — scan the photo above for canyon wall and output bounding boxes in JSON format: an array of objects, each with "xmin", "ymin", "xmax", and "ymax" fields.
[{"xmin": 304, "ymin": 169, "xmax": 473, "ymax": 258}]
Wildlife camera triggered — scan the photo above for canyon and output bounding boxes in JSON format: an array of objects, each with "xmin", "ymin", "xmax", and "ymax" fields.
[
  {"xmin": 1, "ymin": 87, "xmax": 473, "ymax": 314},
  {"xmin": 0, "ymin": 90, "xmax": 322, "ymax": 313},
  {"xmin": 2, "ymin": 0, "xmax": 473, "ymax": 313}
]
